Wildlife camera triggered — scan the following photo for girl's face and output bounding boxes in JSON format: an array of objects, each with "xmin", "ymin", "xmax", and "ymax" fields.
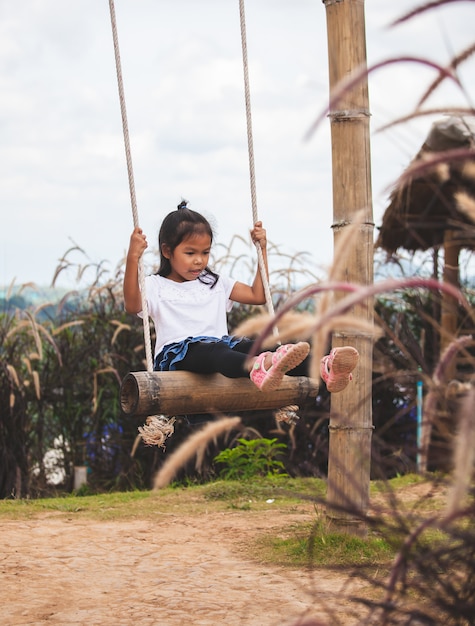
[{"xmin": 162, "ymin": 232, "xmax": 212, "ymax": 283}]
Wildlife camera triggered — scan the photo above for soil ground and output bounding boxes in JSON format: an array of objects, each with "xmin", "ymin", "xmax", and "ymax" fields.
[{"xmin": 1, "ymin": 500, "xmax": 369, "ymax": 626}]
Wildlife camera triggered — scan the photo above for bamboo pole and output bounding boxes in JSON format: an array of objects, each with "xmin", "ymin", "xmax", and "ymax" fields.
[
  {"xmin": 120, "ymin": 371, "xmax": 320, "ymax": 417},
  {"xmin": 441, "ymin": 230, "xmax": 461, "ymax": 378},
  {"xmin": 323, "ymin": 0, "xmax": 374, "ymax": 535}
]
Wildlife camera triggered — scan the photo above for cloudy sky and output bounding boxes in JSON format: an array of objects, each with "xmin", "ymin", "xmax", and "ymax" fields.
[{"xmin": 0, "ymin": 0, "xmax": 474, "ymax": 289}]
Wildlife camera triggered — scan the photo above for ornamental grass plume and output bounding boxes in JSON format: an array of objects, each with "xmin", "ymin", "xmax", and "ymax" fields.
[{"xmin": 235, "ymin": 272, "xmax": 472, "ymax": 388}]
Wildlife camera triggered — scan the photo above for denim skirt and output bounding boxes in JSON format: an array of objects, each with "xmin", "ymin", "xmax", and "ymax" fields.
[{"xmin": 154, "ymin": 335, "xmax": 243, "ymax": 371}]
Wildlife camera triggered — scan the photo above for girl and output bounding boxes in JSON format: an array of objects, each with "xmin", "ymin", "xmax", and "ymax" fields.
[{"xmin": 123, "ymin": 201, "xmax": 358, "ymax": 393}]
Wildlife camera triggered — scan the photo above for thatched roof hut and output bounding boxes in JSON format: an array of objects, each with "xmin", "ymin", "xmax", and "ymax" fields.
[
  {"xmin": 376, "ymin": 116, "xmax": 475, "ymax": 474},
  {"xmin": 376, "ymin": 115, "xmax": 475, "ymax": 255}
]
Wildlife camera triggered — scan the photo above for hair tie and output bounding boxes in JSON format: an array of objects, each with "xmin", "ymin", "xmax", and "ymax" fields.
[{"xmin": 177, "ymin": 200, "xmax": 188, "ymax": 210}]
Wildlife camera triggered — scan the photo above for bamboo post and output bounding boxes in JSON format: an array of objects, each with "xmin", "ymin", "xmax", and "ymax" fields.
[
  {"xmin": 441, "ymin": 230, "xmax": 461, "ymax": 377},
  {"xmin": 323, "ymin": 0, "xmax": 374, "ymax": 535}
]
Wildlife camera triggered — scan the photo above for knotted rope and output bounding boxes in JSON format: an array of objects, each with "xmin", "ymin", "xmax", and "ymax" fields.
[
  {"xmin": 109, "ymin": 0, "xmax": 174, "ymax": 447},
  {"xmin": 238, "ymin": 0, "xmax": 277, "ymax": 331},
  {"xmin": 239, "ymin": 0, "xmax": 300, "ymax": 424}
]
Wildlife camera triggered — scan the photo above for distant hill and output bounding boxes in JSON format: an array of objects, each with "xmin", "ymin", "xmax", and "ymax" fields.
[{"xmin": 0, "ymin": 284, "xmax": 76, "ymax": 319}]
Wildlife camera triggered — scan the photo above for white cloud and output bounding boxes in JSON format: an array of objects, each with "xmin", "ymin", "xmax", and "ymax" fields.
[{"xmin": 0, "ymin": 0, "xmax": 474, "ymax": 287}]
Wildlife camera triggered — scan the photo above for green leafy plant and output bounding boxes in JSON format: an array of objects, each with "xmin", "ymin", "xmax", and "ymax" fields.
[{"xmin": 213, "ymin": 437, "xmax": 287, "ymax": 480}]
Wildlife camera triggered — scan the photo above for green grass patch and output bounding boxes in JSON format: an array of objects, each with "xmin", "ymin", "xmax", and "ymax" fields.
[
  {"xmin": 255, "ymin": 518, "xmax": 396, "ymax": 569},
  {"xmin": 0, "ymin": 489, "xmax": 154, "ymax": 519},
  {"xmin": 0, "ymin": 487, "xmax": 225, "ymax": 521},
  {"xmin": 371, "ymin": 472, "xmax": 429, "ymax": 493},
  {"xmin": 0, "ymin": 478, "xmax": 325, "ymax": 521},
  {"xmin": 201, "ymin": 476, "xmax": 326, "ymax": 503}
]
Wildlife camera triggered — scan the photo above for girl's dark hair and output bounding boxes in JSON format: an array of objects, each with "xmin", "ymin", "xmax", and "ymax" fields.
[{"xmin": 157, "ymin": 200, "xmax": 219, "ymax": 286}]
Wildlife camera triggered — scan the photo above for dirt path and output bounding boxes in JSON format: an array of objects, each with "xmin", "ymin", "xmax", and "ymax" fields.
[{"xmin": 1, "ymin": 506, "xmax": 365, "ymax": 626}]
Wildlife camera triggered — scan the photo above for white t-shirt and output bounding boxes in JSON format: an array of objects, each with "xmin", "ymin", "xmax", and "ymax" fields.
[{"xmin": 140, "ymin": 273, "xmax": 237, "ymax": 358}]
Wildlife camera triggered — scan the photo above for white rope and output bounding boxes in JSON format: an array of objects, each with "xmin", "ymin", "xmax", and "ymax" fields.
[
  {"xmin": 239, "ymin": 1, "xmax": 299, "ymax": 424},
  {"xmin": 109, "ymin": 0, "xmax": 153, "ymax": 373},
  {"xmin": 238, "ymin": 0, "xmax": 278, "ymax": 335},
  {"xmin": 108, "ymin": 0, "xmax": 173, "ymax": 447}
]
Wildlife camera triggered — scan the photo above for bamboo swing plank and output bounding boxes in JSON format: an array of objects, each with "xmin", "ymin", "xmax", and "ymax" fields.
[{"xmin": 120, "ymin": 371, "xmax": 320, "ymax": 417}]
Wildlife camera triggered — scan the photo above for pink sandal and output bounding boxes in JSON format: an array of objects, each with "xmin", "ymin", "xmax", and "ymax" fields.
[
  {"xmin": 320, "ymin": 346, "xmax": 359, "ymax": 393},
  {"xmin": 250, "ymin": 342, "xmax": 310, "ymax": 392}
]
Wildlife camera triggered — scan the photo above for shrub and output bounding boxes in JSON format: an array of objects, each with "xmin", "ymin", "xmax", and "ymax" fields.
[{"xmin": 213, "ymin": 437, "xmax": 287, "ymax": 480}]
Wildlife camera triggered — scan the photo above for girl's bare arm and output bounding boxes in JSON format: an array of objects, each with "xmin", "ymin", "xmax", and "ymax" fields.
[
  {"xmin": 230, "ymin": 221, "xmax": 268, "ymax": 305},
  {"xmin": 123, "ymin": 227, "xmax": 148, "ymax": 313}
]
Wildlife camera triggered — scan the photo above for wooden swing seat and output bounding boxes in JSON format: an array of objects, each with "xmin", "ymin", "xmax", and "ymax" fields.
[{"xmin": 120, "ymin": 370, "xmax": 320, "ymax": 417}]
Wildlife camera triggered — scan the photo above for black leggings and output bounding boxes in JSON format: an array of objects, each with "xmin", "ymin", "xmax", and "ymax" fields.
[{"xmin": 174, "ymin": 339, "xmax": 309, "ymax": 378}]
